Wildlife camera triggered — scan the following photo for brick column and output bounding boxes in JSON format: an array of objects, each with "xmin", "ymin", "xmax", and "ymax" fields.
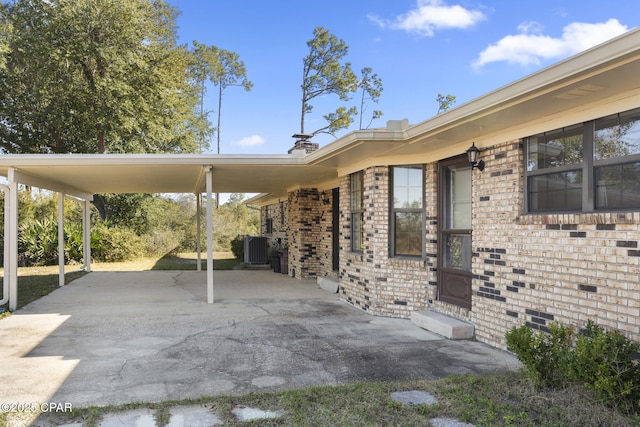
[{"xmin": 287, "ymin": 188, "xmax": 322, "ymax": 278}]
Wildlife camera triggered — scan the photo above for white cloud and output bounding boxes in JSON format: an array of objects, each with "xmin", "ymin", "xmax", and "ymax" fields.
[
  {"xmin": 369, "ymin": 0, "xmax": 486, "ymax": 37},
  {"xmin": 474, "ymin": 18, "xmax": 628, "ymax": 68},
  {"xmin": 517, "ymin": 21, "xmax": 544, "ymax": 34},
  {"xmin": 235, "ymin": 135, "xmax": 265, "ymax": 147}
]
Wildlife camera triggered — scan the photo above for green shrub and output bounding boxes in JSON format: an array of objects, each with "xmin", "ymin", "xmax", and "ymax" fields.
[
  {"xmin": 230, "ymin": 235, "xmax": 244, "ymax": 260},
  {"xmin": 506, "ymin": 321, "xmax": 640, "ymax": 414},
  {"xmin": 505, "ymin": 322, "xmax": 574, "ymax": 389},
  {"xmin": 91, "ymin": 223, "xmax": 144, "ymax": 262},
  {"xmin": 64, "ymin": 221, "xmax": 85, "ymax": 263},
  {"xmin": 571, "ymin": 320, "xmax": 640, "ymax": 413},
  {"xmin": 143, "ymin": 229, "xmax": 181, "ymax": 257},
  {"xmin": 18, "ymin": 216, "xmax": 59, "ymax": 265}
]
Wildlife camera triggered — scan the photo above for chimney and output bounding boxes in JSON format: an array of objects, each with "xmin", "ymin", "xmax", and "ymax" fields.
[{"xmin": 289, "ymin": 133, "xmax": 319, "ymax": 154}]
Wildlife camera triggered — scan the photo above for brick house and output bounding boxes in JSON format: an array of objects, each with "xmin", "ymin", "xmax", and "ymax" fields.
[{"xmin": 249, "ymin": 29, "xmax": 640, "ymax": 349}]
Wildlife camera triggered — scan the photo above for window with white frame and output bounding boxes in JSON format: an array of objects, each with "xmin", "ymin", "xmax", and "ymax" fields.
[
  {"xmin": 350, "ymin": 171, "xmax": 364, "ymax": 252},
  {"xmin": 525, "ymin": 107, "xmax": 640, "ymax": 212},
  {"xmin": 390, "ymin": 165, "xmax": 424, "ymax": 257}
]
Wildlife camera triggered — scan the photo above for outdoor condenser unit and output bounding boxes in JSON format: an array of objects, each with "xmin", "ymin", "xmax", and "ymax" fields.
[{"xmin": 244, "ymin": 236, "xmax": 268, "ymax": 264}]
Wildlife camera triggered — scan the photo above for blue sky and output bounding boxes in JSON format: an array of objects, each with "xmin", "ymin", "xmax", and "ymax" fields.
[{"xmin": 168, "ymin": 0, "xmax": 640, "ymax": 156}]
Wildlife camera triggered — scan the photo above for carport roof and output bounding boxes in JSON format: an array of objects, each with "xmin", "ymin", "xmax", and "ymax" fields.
[{"xmin": 0, "ymin": 153, "xmax": 339, "ymax": 198}]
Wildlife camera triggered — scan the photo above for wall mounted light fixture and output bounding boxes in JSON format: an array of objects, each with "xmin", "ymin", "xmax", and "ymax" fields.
[
  {"xmin": 466, "ymin": 142, "xmax": 485, "ymax": 171},
  {"xmin": 320, "ymin": 191, "xmax": 330, "ymax": 204}
]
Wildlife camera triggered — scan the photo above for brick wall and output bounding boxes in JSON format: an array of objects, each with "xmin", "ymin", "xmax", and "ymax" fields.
[
  {"xmin": 262, "ymin": 139, "xmax": 640, "ymax": 349},
  {"xmin": 472, "ymin": 141, "xmax": 640, "ymax": 348},
  {"xmin": 317, "ymin": 189, "xmax": 338, "ymax": 279},
  {"xmin": 286, "ymin": 188, "xmax": 338, "ymax": 279},
  {"xmin": 335, "ymin": 140, "xmax": 639, "ymax": 349},
  {"xmin": 339, "ymin": 166, "xmax": 430, "ymax": 316},
  {"xmin": 260, "ymin": 201, "xmax": 288, "ymax": 255}
]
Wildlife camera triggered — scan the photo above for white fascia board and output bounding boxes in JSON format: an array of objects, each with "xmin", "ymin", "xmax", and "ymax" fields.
[
  {"xmin": 0, "ymin": 153, "xmax": 307, "ymax": 167},
  {"xmin": 405, "ymin": 28, "xmax": 640, "ymax": 141},
  {"xmin": 244, "ymin": 193, "xmax": 283, "ymax": 207},
  {"xmin": 10, "ymin": 169, "xmax": 93, "ymax": 201},
  {"xmin": 304, "ymin": 129, "xmax": 409, "ymax": 165}
]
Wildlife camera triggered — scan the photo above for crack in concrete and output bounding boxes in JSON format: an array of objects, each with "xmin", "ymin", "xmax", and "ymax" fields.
[
  {"xmin": 250, "ymin": 301, "xmax": 274, "ymax": 315},
  {"xmin": 170, "ymin": 271, "xmax": 200, "ymax": 303}
]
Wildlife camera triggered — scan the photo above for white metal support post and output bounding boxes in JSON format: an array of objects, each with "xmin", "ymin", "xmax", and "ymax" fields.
[
  {"xmin": 8, "ymin": 169, "xmax": 18, "ymax": 311},
  {"xmin": 0, "ymin": 184, "xmax": 10, "ymax": 307},
  {"xmin": 58, "ymin": 192, "xmax": 65, "ymax": 286},
  {"xmin": 205, "ymin": 166, "xmax": 214, "ymax": 303},
  {"xmin": 196, "ymin": 193, "xmax": 202, "ymax": 272},
  {"xmin": 83, "ymin": 199, "xmax": 91, "ymax": 272}
]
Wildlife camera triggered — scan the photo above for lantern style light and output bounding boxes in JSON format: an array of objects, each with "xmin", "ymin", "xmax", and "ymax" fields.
[{"xmin": 466, "ymin": 142, "xmax": 485, "ymax": 171}]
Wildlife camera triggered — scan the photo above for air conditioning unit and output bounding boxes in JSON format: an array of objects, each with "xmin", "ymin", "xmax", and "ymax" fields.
[{"xmin": 244, "ymin": 236, "xmax": 268, "ymax": 264}]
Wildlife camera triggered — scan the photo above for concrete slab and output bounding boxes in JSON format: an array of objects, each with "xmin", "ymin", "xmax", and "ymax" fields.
[
  {"xmin": 232, "ymin": 406, "xmax": 284, "ymax": 422},
  {"xmin": 166, "ymin": 406, "xmax": 223, "ymax": 426},
  {"xmin": 430, "ymin": 417, "xmax": 476, "ymax": 427},
  {"xmin": 0, "ymin": 270, "xmax": 519, "ymax": 426},
  {"xmin": 391, "ymin": 390, "xmax": 438, "ymax": 406},
  {"xmin": 98, "ymin": 409, "xmax": 155, "ymax": 427},
  {"xmin": 411, "ymin": 310, "xmax": 475, "ymax": 339}
]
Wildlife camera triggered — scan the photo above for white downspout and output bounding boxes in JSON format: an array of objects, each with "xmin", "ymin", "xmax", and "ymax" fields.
[
  {"xmin": 58, "ymin": 192, "xmax": 65, "ymax": 286},
  {"xmin": 0, "ymin": 184, "xmax": 10, "ymax": 306},
  {"xmin": 205, "ymin": 166, "xmax": 214, "ymax": 303}
]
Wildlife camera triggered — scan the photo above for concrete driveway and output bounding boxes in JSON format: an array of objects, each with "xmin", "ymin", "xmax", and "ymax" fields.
[{"xmin": 1, "ymin": 270, "xmax": 519, "ymax": 409}]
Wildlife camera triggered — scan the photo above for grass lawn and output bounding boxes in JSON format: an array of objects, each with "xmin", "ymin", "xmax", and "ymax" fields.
[
  {"xmin": 1, "ymin": 254, "xmax": 638, "ymax": 426},
  {"xmin": 31, "ymin": 374, "xmax": 640, "ymax": 427}
]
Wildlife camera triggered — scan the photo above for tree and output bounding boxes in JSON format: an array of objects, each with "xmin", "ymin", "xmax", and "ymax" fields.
[
  {"xmin": 211, "ymin": 193, "xmax": 259, "ymax": 251},
  {"xmin": 358, "ymin": 67, "xmax": 383, "ymax": 129},
  {"xmin": 0, "ymin": 0, "xmax": 201, "ymax": 154},
  {"xmin": 190, "ymin": 41, "xmax": 218, "ymax": 153},
  {"xmin": 190, "ymin": 42, "xmax": 252, "ymax": 154},
  {"xmin": 213, "ymin": 49, "xmax": 252, "ymax": 155},
  {"xmin": 437, "ymin": 93, "xmax": 456, "ymax": 114},
  {"xmin": 0, "ymin": 3, "xmax": 9, "ymax": 72},
  {"xmin": 300, "ymin": 26, "xmax": 358, "ymax": 137}
]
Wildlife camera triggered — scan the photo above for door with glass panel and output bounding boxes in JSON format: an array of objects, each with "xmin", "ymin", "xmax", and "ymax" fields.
[{"xmin": 438, "ymin": 157, "xmax": 473, "ymax": 309}]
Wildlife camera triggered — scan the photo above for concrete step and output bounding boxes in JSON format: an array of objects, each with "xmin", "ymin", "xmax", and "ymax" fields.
[
  {"xmin": 411, "ymin": 310, "xmax": 474, "ymax": 340},
  {"xmin": 317, "ymin": 277, "xmax": 339, "ymax": 293}
]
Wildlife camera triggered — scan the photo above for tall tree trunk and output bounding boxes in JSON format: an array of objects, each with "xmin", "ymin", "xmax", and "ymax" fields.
[
  {"xmin": 92, "ymin": 194, "xmax": 108, "ymax": 221},
  {"xmin": 216, "ymin": 83, "xmax": 222, "ymax": 209},
  {"xmin": 97, "ymin": 126, "xmax": 105, "ymax": 154}
]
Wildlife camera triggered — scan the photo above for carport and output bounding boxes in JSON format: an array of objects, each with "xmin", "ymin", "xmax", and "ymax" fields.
[{"xmin": 0, "ymin": 152, "xmax": 338, "ymax": 311}]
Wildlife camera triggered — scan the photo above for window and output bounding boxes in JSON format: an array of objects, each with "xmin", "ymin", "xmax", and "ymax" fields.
[
  {"xmin": 350, "ymin": 171, "xmax": 364, "ymax": 252},
  {"xmin": 391, "ymin": 165, "xmax": 424, "ymax": 257},
  {"xmin": 525, "ymin": 107, "xmax": 640, "ymax": 212},
  {"xmin": 595, "ymin": 110, "xmax": 640, "ymax": 209}
]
